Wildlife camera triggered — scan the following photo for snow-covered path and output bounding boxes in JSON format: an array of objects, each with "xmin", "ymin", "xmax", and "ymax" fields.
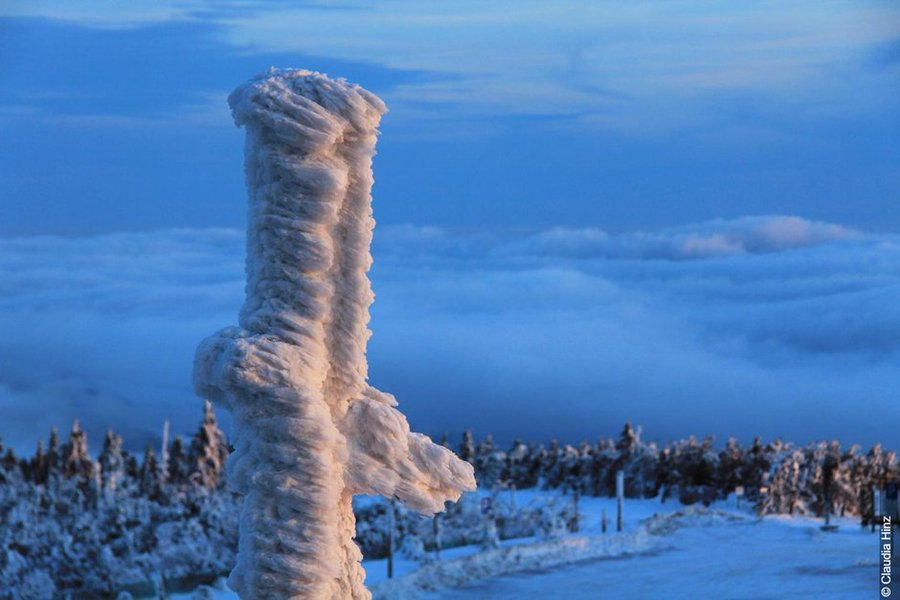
[
  {"xmin": 429, "ymin": 514, "xmax": 875, "ymax": 600},
  {"xmin": 177, "ymin": 493, "xmax": 878, "ymax": 599}
]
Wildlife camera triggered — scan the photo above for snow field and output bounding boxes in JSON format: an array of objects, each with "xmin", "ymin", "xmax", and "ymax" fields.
[{"xmin": 175, "ymin": 490, "xmax": 877, "ymax": 599}]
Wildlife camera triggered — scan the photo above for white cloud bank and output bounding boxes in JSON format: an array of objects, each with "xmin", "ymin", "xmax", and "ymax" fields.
[
  {"xmin": 0, "ymin": 215, "xmax": 897, "ymax": 452},
  {"xmin": 496, "ymin": 215, "xmax": 859, "ymax": 260}
]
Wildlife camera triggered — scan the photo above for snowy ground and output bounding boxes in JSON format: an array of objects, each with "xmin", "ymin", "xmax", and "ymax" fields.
[
  {"xmin": 427, "ymin": 511, "xmax": 874, "ymax": 599},
  {"xmin": 179, "ymin": 490, "xmax": 878, "ymax": 599}
]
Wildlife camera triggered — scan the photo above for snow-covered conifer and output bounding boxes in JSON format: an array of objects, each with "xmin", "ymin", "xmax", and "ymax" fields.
[
  {"xmin": 189, "ymin": 400, "xmax": 229, "ymax": 490},
  {"xmin": 717, "ymin": 437, "xmax": 744, "ymax": 495},
  {"xmin": 61, "ymin": 420, "xmax": 93, "ymax": 483},
  {"xmin": 591, "ymin": 438, "xmax": 617, "ymax": 497},
  {"xmin": 459, "ymin": 430, "xmax": 475, "ymax": 463},
  {"xmin": 764, "ymin": 447, "xmax": 806, "ymax": 515},
  {"xmin": 557, "ymin": 444, "xmax": 582, "ymax": 495},
  {"xmin": 29, "ymin": 439, "xmax": 48, "ymax": 484},
  {"xmin": 505, "ymin": 439, "xmax": 536, "ymax": 488},
  {"xmin": 46, "ymin": 427, "xmax": 61, "ymax": 479},
  {"xmin": 742, "ymin": 436, "xmax": 771, "ymax": 499},
  {"xmin": 1, "ymin": 445, "xmax": 18, "ymax": 475},
  {"xmin": 99, "ymin": 430, "xmax": 125, "ymax": 491},
  {"xmin": 167, "ymin": 435, "xmax": 191, "ymax": 486},
  {"xmin": 616, "ymin": 422, "xmax": 638, "ymax": 456},
  {"xmin": 123, "ymin": 452, "xmax": 140, "ymax": 482},
  {"xmin": 542, "ymin": 440, "xmax": 562, "ymax": 490},
  {"xmin": 139, "ymin": 446, "xmax": 163, "ymax": 501},
  {"xmin": 473, "ymin": 434, "xmax": 504, "ymax": 488}
]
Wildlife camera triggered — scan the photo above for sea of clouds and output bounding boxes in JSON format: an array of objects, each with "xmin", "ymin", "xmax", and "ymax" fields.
[{"xmin": 1, "ymin": 215, "xmax": 897, "ymax": 453}]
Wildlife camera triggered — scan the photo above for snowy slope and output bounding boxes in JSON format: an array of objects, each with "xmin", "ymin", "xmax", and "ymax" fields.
[
  {"xmin": 178, "ymin": 491, "xmax": 876, "ymax": 599},
  {"xmin": 374, "ymin": 492, "xmax": 873, "ymax": 599},
  {"xmin": 431, "ymin": 512, "xmax": 873, "ymax": 600}
]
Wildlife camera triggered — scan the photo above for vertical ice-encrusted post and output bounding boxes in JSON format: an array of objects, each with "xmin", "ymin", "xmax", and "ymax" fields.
[{"xmin": 193, "ymin": 69, "xmax": 476, "ymax": 599}]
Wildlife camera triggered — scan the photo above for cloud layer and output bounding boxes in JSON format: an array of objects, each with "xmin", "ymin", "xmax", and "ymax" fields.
[{"xmin": 0, "ymin": 215, "xmax": 898, "ymax": 453}]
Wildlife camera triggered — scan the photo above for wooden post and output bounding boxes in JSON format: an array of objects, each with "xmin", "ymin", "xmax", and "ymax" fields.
[
  {"xmin": 573, "ymin": 488, "xmax": 580, "ymax": 533},
  {"xmin": 387, "ymin": 498, "xmax": 395, "ymax": 579},
  {"xmin": 874, "ymin": 487, "xmax": 881, "ymax": 533},
  {"xmin": 432, "ymin": 513, "xmax": 441, "ymax": 561},
  {"xmin": 616, "ymin": 470, "xmax": 624, "ymax": 532},
  {"xmin": 160, "ymin": 419, "xmax": 169, "ymax": 477},
  {"xmin": 820, "ymin": 459, "xmax": 838, "ymax": 532},
  {"xmin": 601, "ymin": 508, "xmax": 608, "ymax": 533}
]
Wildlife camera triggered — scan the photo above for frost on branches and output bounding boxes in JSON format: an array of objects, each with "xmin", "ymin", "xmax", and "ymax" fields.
[{"xmin": 193, "ymin": 69, "xmax": 476, "ymax": 599}]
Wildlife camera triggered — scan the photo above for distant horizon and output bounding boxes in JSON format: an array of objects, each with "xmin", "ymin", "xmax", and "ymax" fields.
[{"xmin": 2, "ymin": 398, "xmax": 893, "ymax": 459}]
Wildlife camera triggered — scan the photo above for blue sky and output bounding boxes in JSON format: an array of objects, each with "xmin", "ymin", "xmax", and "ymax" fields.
[
  {"xmin": 0, "ymin": 1, "xmax": 898, "ymax": 452},
  {"xmin": 1, "ymin": 0, "xmax": 898, "ymax": 234}
]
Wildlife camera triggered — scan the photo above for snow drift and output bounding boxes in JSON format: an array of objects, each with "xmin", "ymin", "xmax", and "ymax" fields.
[{"xmin": 193, "ymin": 69, "xmax": 475, "ymax": 599}]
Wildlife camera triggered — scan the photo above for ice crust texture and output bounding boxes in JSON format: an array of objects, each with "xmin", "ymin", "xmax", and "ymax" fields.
[{"xmin": 193, "ymin": 69, "xmax": 476, "ymax": 599}]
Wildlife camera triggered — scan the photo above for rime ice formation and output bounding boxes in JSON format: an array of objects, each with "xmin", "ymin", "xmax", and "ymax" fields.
[{"xmin": 193, "ymin": 69, "xmax": 476, "ymax": 599}]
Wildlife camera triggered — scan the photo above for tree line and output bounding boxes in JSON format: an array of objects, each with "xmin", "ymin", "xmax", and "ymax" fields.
[
  {"xmin": 457, "ymin": 422, "xmax": 898, "ymax": 523},
  {"xmin": 1, "ymin": 411, "xmax": 897, "ymax": 597}
]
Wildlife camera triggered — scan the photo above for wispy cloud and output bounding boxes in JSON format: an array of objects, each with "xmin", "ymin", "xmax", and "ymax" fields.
[{"xmin": 3, "ymin": 1, "xmax": 898, "ymax": 135}]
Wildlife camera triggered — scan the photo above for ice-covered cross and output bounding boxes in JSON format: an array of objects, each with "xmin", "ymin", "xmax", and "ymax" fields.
[{"xmin": 193, "ymin": 69, "xmax": 476, "ymax": 599}]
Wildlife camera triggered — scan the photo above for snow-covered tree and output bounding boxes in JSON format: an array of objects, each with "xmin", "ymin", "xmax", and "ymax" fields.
[
  {"xmin": 556, "ymin": 444, "xmax": 582, "ymax": 495},
  {"xmin": 3, "ymin": 411, "xmax": 900, "ymax": 596},
  {"xmin": 605, "ymin": 424, "xmax": 659, "ymax": 498},
  {"xmin": 591, "ymin": 438, "xmax": 617, "ymax": 497},
  {"xmin": 742, "ymin": 436, "xmax": 772, "ymax": 499},
  {"xmin": 764, "ymin": 447, "xmax": 806, "ymax": 515},
  {"xmin": 717, "ymin": 437, "xmax": 744, "ymax": 496},
  {"xmin": 473, "ymin": 434, "xmax": 505, "ymax": 488},
  {"xmin": 541, "ymin": 440, "xmax": 563, "ymax": 489},
  {"xmin": 668, "ymin": 436, "xmax": 719, "ymax": 505},
  {"xmin": 167, "ymin": 435, "xmax": 191, "ymax": 486},
  {"xmin": 99, "ymin": 430, "xmax": 125, "ymax": 492},
  {"xmin": 656, "ymin": 445, "xmax": 676, "ymax": 501},
  {"xmin": 46, "ymin": 427, "xmax": 61, "ymax": 481},
  {"xmin": 459, "ymin": 430, "xmax": 475, "ymax": 463},
  {"xmin": 505, "ymin": 439, "xmax": 537, "ymax": 488},
  {"xmin": 189, "ymin": 400, "xmax": 229, "ymax": 490},
  {"xmin": 28, "ymin": 439, "xmax": 48, "ymax": 485},
  {"xmin": 617, "ymin": 422, "xmax": 638, "ymax": 456},
  {"xmin": 139, "ymin": 446, "xmax": 163, "ymax": 501},
  {"xmin": 123, "ymin": 452, "xmax": 140, "ymax": 482},
  {"xmin": 61, "ymin": 420, "xmax": 94, "ymax": 493}
]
